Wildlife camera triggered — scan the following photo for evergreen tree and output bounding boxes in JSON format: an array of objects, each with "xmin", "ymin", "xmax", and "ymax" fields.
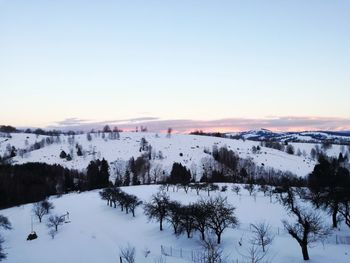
[
  {"xmin": 168, "ymin": 162, "xmax": 191, "ymax": 185},
  {"xmin": 100, "ymin": 159, "xmax": 110, "ymax": 187},
  {"xmin": 124, "ymin": 170, "xmax": 131, "ymax": 186}
]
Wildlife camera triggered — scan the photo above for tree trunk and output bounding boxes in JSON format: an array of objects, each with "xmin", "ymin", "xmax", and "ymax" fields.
[
  {"xmin": 201, "ymin": 231, "xmax": 205, "ymax": 240},
  {"xmin": 301, "ymin": 244, "xmax": 309, "ymax": 260},
  {"xmin": 332, "ymin": 209, "xmax": 338, "ymax": 228},
  {"xmin": 187, "ymin": 229, "xmax": 191, "ymax": 238},
  {"xmin": 160, "ymin": 218, "xmax": 163, "ymax": 231},
  {"xmin": 173, "ymin": 225, "xmax": 177, "ymax": 234},
  {"xmin": 217, "ymin": 233, "xmax": 221, "ymax": 244}
]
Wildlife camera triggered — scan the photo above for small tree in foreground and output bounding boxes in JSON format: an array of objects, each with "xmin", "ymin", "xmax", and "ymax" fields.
[
  {"xmin": 119, "ymin": 244, "xmax": 136, "ymax": 263},
  {"xmin": 195, "ymin": 236, "xmax": 225, "ymax": 263},
  {"xmin": 238, "ymin": 243, "xmax": 270, "ymax": 263},
  {"xmin": 250, "ymin": 221, "xmax": 274, "ymax": 252},
  {"xmin": 47, "ymin": 215, "xmax": 65, "ymax": 232},
  {"xmin": 280, "ymin": 188, "xmax": 329, "ymax": 261},
  {"xmin": 282, "ymin": 208, "xmax": 329, "ymax": 261}
]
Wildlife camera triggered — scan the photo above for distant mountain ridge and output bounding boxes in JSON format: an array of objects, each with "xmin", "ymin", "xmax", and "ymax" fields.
[{"xmin": 226, "ymin": 129, "xmax": 350, "ymax": 144}]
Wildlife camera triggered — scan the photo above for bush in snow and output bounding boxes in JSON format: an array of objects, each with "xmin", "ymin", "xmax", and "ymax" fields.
[{"xmin": 59, "ymin": 150, "xmax": 67, "ymax": 159}]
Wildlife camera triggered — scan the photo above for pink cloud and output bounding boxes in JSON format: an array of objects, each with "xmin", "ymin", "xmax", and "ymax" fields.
[{"xmin": 49, "ymin": 116, "xmax": 350, "ymax": 133}]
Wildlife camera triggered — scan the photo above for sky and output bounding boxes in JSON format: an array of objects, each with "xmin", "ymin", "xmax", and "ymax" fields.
[{"xmin": 0, "ymin": 0, "xmax": 349, "ymax": 132}]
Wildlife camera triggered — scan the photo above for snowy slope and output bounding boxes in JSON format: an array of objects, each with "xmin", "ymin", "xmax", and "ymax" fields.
[
  {"xmin": 1, "ymin": 185, "xmax": 349, "ymax": 263},
  {"xmin": 226, "ymin": 129, "xmax": 350, "ymax": 144},
  {"xmin": 0, "ymin": 133, "xmax": 48, "ymax": 156},
  {"xmin": 3, "ymin": 132, "xmax": 318, "ymax": 177}
]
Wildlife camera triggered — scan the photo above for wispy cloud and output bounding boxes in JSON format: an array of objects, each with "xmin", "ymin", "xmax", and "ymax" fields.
[{"xmin": 48, "ymin": 116, "xmax": 350, "ymax": 133}]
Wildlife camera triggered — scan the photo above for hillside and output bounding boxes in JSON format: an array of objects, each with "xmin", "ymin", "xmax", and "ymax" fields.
[
  {"xmin": 227, "ymin": 129, "xmax": 350, "ymax": 144},
  {"xmin": 0, "ymin": 132, "xmax": 328, "ymax": 177}
]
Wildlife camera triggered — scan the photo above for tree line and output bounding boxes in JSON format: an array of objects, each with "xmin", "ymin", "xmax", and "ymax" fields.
[
  {"xmin": 99, "ymin": 187, "xmax": 142, "ymax": 217},
  {"xmin": 143, "ymin": 191, "xmax": 238, "ymax": 244},
  {"xmin": 0, "ymin": 159, "xmax": 111, "ymax": 209}
]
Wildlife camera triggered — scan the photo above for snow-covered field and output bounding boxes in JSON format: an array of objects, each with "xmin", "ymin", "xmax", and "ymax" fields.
[
  {"xmin": 0, "ymin": 132, "xmax": 329, "ymax": 177},
  {"xmin": 1, "ymin": 185, "xmax": 349, "ymax": 263}
]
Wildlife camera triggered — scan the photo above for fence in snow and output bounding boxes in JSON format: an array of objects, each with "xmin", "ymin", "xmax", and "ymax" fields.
[{"xmin": 160, "ymin": 245, "xmax": 245, "ymax": 263}]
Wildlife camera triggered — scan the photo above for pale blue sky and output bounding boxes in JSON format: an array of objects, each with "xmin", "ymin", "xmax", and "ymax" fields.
[{"xmin": 0, "ymin": 0, "xmax": 349, "ymax": 130}]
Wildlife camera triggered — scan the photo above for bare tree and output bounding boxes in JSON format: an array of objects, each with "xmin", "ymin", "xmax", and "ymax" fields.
[
  {"xmin": 238, "ymin": 244, "xmax": 269, "ymax": 263},
  {"xmin": 48, "ymin": 229, "xmax": 56, "ymax": 239},
  {"xmin": 206, "ymin": 196, "xmax": 239, "ymax": 244},
  {"xmin": 339, "ymin": 201, "xmax": 350, "ymax": 228},
  {"xmin": 119, "ymin": 244, "xmax": 136, "ymax": 263},
  {"xmin": 232, "ymin": 185, "xmax": 241, "ymax": 195},
  {"xmin": 32, "ymin": 202, "xmax": 47, "ymax": 223},
  {"xmin": 190, "ymin": 162, "xmax": 198, "ymax": 182},
  {"xmin": 150, "ymin": 163, "xmax": 163, "ymax": 183},
  {"xmin": 244, "ymin": 183, "xmax": 256, "ymax": 196},
  {"xmin": 47, "ymin": 215, "xmax": 65, "ymax": 232},
  {"xmin": 41, "ymin": 199, "xmax": 54, "ymax": 214},
  {"xmin": 250, "ymin": 222, "xmax": 274, "ymax": 252},
  {"xmin": 144, "ymin": 191, "xmax": 170, "ymax": 231},
  {"xmin": 0, "ymin": 215, "xmax": 12, "ymax": 230},
  {"xmin": 166, "ymin": 201, "xmax": 183, "ymax": 235},
  {"xmin": 282, "ymin": 209, "xmax": 329, "ymax": 261},
  {"xmin": 195, "ymin": 236, "xmax": 226, "ymax": 263},
  {"xmin": 167, "ymin": 128, "xmax": 172, "ymax": 138},
  {"xmin": 128, "ymin": 195, "xmax": 143, "ymax": 217},
  {"xmin": 280, "ymin": 188, "xmax": 329, "ymax": 260}
]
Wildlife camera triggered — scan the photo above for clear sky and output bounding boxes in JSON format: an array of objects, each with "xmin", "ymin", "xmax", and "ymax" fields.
[{"xmin": 0, "ymin": 0, "xmax": 349, "ymax": 132}]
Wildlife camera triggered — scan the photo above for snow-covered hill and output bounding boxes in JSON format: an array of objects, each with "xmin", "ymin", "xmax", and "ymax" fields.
[
  {"xmin": 0, "ymin": 132, "xmax": 325, "ymax": 177},
  {"xmin": 227, "ymin": 129, "xmax": 350, "ymax": 144}
]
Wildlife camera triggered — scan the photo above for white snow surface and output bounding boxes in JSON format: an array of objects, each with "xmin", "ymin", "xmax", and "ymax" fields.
[{"xmin": 1, "ymin": 185, "xmax": 350, "ymax": 263}]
